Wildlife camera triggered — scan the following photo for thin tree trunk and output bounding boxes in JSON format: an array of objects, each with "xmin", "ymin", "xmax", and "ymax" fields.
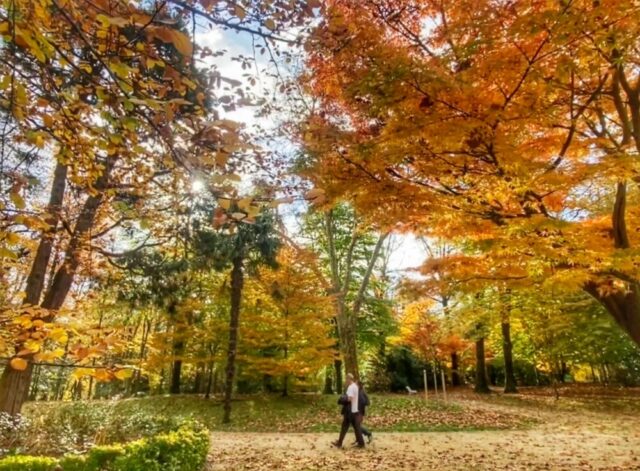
[
  {"xmin": 334, "ymin": 359, "xmax": 343, "ymax": 393},
  {"xmin": 205, "ymin": 363, "xmax": 214, "ymax": 399},
  {"xmin": 28, "ymin": 364, "xmax": 41, "ymax": 401},
  {"xmin": 451, "ymin": 352, "xmax": 461, "ymax": 386},
  {"xmin": 170, "ymin": 339, "xmax": 184, "ymax": 395},
  {"xmin": 223, "ymin": 256, "xmax": 243, "ymax": 424},
  {"xmin": 501, "ymin": 322, "xmax": 518, "ymax": 393},
  {"xmin": 474, "ymin": 337, "xmax": 490, "ymax": 394},
  {"xmin": 323, "ymin": 366, "xmax": 333, "ymax": 394}
]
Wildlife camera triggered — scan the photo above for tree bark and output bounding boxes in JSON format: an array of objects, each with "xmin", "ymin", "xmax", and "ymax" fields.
[
  {"xmin": 323, "ymin": 366, "xmax": 333, "ymax": 394},
  {"xmin": 582, "ymin": 180, "xmax": 640, "ymax": 348},
  {"xmin": 0, "ymin": 158, "xmax": 112, "ymax": 414},
  {"xmin": 223, "ymin": 256, "xmax": 243, "ymax": 424},
  {"xmin": 41, "ymin": 159, "xmax": 112, "ymax": 310},
  {"xmin": 324, "ymin": 211, "xmax": 387, "ymax": 382},
  {"xmin": 451, "ymin": 352, "xmax": 461, "ymax": 386},
  {"xmin": 0, "ymin": 162, "xmax": 68, "ymax": 415},
  {"xmin": 585, "ymin": 280, "xmax": 640, "ymax": 347},
  {"xmin": 205, "ymin": 363, "xmax": 214, "ymax": 399},
  {"xmin": 170, "ymin": 339, "xmax": 184, "ymax": 394},
  {"xmin": 501, "ymin": 322, "xmax": 518, "ymax": 393},
  {"xmin": 334, "ymin": 358, "xmax": 343, "ymax": 393},
  {"xmin": 474, "ymin": 337, "xmax": 490, "ymax": 394}
]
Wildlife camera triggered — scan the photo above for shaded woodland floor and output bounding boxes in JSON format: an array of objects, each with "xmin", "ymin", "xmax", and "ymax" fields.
[{"xmin": 208, "ymin": 386, "xmax": 640, "ymax": 471}]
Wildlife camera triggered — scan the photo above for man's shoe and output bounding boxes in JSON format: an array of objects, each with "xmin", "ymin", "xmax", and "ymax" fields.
[{"xmin": 331, "ymin": 441, "xmax": 342, "ymax": 448}]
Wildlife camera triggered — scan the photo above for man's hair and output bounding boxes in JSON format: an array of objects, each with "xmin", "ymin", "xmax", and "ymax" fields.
[{"xmin": 346, "ymin": 373, "xmax": 355, "ymax": 381}]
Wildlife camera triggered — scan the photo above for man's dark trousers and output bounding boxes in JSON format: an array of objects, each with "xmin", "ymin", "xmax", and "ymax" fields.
[{"xmin": 337, "ymin": 411, "xmax": 365, "ymax": 447}]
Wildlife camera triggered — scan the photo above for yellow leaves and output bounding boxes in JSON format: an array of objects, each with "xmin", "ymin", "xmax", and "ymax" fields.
[
  {"xmin": 72, "ymin": 366, "xmax": 135, "ymax": 382},
  {"xmin": 96, "ymin": 14, "xmax": 130, "ymax": 28},
  {"xmin": 0, "ymin": 74, "xmax": 11, "ymax": 91},
  {"xmin": 150, "ymin": 26, "xmax": 193, "ymax": 58},
  {"xmin": 237, "ymin": 197, "xmax": 253, "ymax": 211},
  {"xmin": 0, "ymin": 21, "xmax": 9, "ymax": 34},
  {"xmin": 265, "ymin": 19, "xmax": 277, "ymax": 31},
  {"xmin": 114, "ymin": 368, "xmax": 134, "ymax": 380},
  {"xmin": 20, "ymin": 339, "xmax": 41, "ymax": 354},
  {"xmin": 305, "ymin": 188, "xmax": 326, "ymax": 205},
  {"xmin": 10, "ymin": 357, "xmax": 28, "ymax": 371},
  {"xmin": 43, "ymin": 114, "xmax": 54, "ymax": 128},
  {"xmin": 14, "ymin": 27, "xmax": 47, "ymax": 63},
  {"xmin": 49, "ymin": 328, "xmax": 68, "ymax": 344},
  {"xmin": 0, "ymin": 247, "xmax": 18, "ymax": 259},
  {"xmin": 5, "ymin": 231, "xmax": 21, "ymax": 245},
  {"xmin": 9, "ymin": 191, "xmax": 25, "ymax": 209},
  {"xmin": 79, "ymin": 63, "xmax": 93, "ymax": 74},
  {"xmin": 14, "ymin": 83, "xmax": 28, "ymax": 106},
  {"xmin": 146, "ymin": 57, "xmax": 165, "ymax": 69},
  {"xmin": 34, "ymin": 348, "xmax": 65, "ymax": 362}
]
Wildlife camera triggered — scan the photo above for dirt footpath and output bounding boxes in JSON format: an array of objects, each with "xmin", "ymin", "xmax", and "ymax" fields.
[
  {"xmin": 208, "ymin": 427, "xmax": 639, "ymax": 471},
  {"xmin": 208, "ymin": 396, "xmax": 640, "ymax": 471}
]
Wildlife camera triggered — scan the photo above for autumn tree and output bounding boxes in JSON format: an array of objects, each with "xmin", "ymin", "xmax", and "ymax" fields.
[
  {"xmin": 242, "ymin": 247, "xmax": 335, "ymax": 396},
  {"xmin": 300, "ymin": 203, "xmax": 389, "ymax": 387},
  {"xmin": 301, "ymin": 0, "xmax": 640, "ymax": 352},
  {"xmin": 0, "ymin": 0, "xmax": 319, "ymax": 415},
  {"xmin": 195, "ymin": 208, "xmax": 280, "ymax": 423}
]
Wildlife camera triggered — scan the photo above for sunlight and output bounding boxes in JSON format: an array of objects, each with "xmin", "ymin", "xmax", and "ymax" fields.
[{"xmin": 191, "ymin": 179, "xmax": 205, "ymax": 193}]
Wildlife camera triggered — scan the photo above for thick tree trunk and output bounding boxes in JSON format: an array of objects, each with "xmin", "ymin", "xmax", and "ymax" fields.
[
  {"xmin": 24, "ymin": 162, "xmax": 68, "ymax": 306},
  {"xmin": 223, "ymin": 256, "xmax": 243, "ymax": 424},
  {"xmin": 583, "ymin": 180, "xmax": 640, "ymax": 348},
  {"xmin": 0, "ymin": 162, "xmax": 68, "ymax": 415},
  {"xmin": 501, "ymin": 322, "xmax": 518, "ymax": 393},
  {"xmin": 40, "ymin": 160, "xmax": 111, "ymax": 310},
  {"xmin": 474, "ymin": 337, "xmax": 490, "ymax": 394},
  {"xmin": 0, "ymin": 363, "xmax": 33, "ymax": 415},
  {"xmin": 451, "ymin": 352, "xmax": 461, "ymax": 386},
  {"xmin": 585, "ymin": 280, "xmax": 640, "ymax": 347},
  {"xmin": 324, "ymin": 211, "xmax": 387, "ymax": 384}
]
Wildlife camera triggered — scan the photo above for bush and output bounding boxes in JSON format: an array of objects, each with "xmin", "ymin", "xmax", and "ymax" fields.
[
  {"xmin": 0, "ymin": 413, "xmax": 31, "ymax": 455},
  {"xmin": 0, "ymin": 423, "xmax": 209, "ymax": 471},
  {"xmin": 113, "ymin": 424, "xmax": 209, "ymax": 471},
  {"xmin": 0, "ymin": 455, "xmax": 57, "ymax": 471},
  {"xmin": 22, "ymin": 401, "xmax": 183, "ymax": 456}
]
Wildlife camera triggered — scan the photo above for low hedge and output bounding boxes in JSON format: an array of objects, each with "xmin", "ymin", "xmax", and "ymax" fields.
[{"xmin": 0, "ymin": 424, "xmax": 209, "ymax": 471}]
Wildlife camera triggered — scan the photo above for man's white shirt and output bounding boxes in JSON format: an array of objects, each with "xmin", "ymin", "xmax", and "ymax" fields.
[{"xmin": 346, "ymin": 382, "xmax": 359, "ymax": 413}]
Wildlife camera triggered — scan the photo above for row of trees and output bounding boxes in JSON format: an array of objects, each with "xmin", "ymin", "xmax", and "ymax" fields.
[
  {"xmin": 295, "ymin": 0, "xmax": 640, "ymax": 390},
  {"xmin": 2, "ymin": 0, "xmax": 640, "ymax": 424}
]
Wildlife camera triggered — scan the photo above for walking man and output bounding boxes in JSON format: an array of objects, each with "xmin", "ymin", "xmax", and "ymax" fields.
[
  {"xmin": 332, "ymin": 373, "xmax": 365, "ymax": 448},
  {"xmin": 357, "ymin": 380, "xmax": 373, "ymax": 444}
]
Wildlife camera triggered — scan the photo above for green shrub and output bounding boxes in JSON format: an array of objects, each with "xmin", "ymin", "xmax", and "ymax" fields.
[
  {"xmin": 0, "ymin": 455, "xmax": 58, "ymax": 471},
  {"xmin": 57, "ymin": 455, "xmax": 88, "ymax": 471},
  {"xmin": 112, "ymin": 424, "xmax": 209, "ymax": 471},
  {"xmin": 0, "ymin": 424, "xmax": 209, "ymax": 471},
  {"xmin": 86, "ymin": 445, "xmax": 125, "ymax": 470}
]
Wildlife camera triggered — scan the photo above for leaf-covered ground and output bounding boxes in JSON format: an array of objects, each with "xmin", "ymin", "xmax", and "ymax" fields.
[
  {"xmin": 207, "ymin": 387, "xmax": 640, "ymax": 471},
  {"xmin": 17, "ymin": 385, "xmax": 640, "ymax": 469}
]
